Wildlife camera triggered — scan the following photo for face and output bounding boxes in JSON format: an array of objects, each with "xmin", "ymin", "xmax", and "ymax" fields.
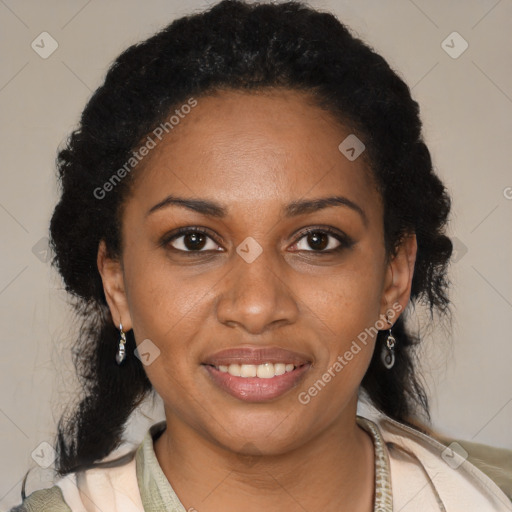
[{"xmin": 99, "ymin": 89, "xmax": 416, "ymax": 455}]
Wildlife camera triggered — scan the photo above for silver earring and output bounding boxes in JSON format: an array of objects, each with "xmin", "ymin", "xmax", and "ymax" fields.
[
  {"xmin": 381, "ymin": 314, "xmax": 396, "ymax": 369},
  {"xmin": 116, "ymin": 323, "xmax": 127, "ymax": 365}
]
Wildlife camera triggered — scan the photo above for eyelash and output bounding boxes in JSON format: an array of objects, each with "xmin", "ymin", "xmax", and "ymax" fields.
[{"xmin": 159, "ymin": 226, "xmax": 354, "ymax": 255}]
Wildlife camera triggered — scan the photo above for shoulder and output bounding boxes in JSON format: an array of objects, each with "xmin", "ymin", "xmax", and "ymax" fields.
[
  {"xmin": 9, "ymin": 486, "xmax": 71, "ymax": 512},
  {"xmin": 370, "ymin": 412, "xmax": 512, "ymax": 511},
  {"xmin": 58, "ymin": 452, "xmax": 144, "ymax": 512},
  {"xmin": 10, "ymin": 451, "xmax": 143, "ymax": 512},
  {"xmin": 443, "ymin": 437, "xmax": 512, "ymax": 500}
]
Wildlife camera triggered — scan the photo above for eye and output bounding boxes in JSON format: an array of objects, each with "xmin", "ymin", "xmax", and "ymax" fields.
[
  {"xmin": 160, "ymin": 226, "xmax": 354, "ymax": 255},
  {"xmin": 162, "ymin": 227, "xmax": 222, "ymax": 252},
  {"xmin": 291, "ymin": 227, "xmax": 354, "ymax": 253}
]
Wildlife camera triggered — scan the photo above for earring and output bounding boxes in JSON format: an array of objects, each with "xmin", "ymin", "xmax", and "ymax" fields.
[
  {"xmin": 381, "ymin": 313, "xmax": 396, "ymax": 370},
  {"xmin": 116, "ymin": 323, "xmax": 127, "ymax": 365}
]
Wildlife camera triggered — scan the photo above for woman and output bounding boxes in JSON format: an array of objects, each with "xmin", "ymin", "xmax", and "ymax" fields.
[{"xmin": 10, "ymin": 1, "xmax": 512, "ymax": 511}]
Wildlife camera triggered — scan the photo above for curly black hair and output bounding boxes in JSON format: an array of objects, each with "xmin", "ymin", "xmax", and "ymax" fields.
[{"xmin": 48, "ymin": 0, "xmax": 452, "ymax": 476}]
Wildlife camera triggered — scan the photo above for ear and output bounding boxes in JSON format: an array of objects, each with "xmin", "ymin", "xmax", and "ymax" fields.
[
  {"xmin": 97, "ymin": 240, "xmax": 132, "ymax": 331},
  {"xmin": 380, "ymin": 233, "xmax": 417, "ymax": 322}
]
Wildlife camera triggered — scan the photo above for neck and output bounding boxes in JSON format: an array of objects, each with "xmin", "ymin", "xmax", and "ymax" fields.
[{"xmin": 154, "ymin": 400, "xmax": 375, "ymax": 512}]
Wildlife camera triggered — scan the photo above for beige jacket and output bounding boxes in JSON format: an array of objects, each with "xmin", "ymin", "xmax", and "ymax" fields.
[
  {"xmin": 11, "ymin": 408, "xmax": 512, "ymax": 511},
  {"xmin": 369, "ymin": 411, "xmax": 512, "ymax": 511}
]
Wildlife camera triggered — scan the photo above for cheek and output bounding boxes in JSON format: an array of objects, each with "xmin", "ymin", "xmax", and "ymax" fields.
[
  {"xmin": 124, "ymin": 264, "xmax": 210, "ymax": 407},
  {"xmin": 296, "ymin": 279, "xmax": 382, "ymax": 416},
  {"xmin": 124, "ymin": 246, "xmax": 202, "ymax": 333},
  {"xmin": 123, "ymin": 256, "xmax": 220, "ymax": 388},
  {"xmin": 304, "ymin": 251, "xmax": 385, "ymax": 372},
  {"xmin": 128, "ymin": 282, "xmax": 206, "ymax": 354},
  {"xmin": 309, "ymin": 251, "xmax": 385, "ymax": 327}
]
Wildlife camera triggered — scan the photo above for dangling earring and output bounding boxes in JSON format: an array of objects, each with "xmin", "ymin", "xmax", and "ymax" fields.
[
  {"xmin": 381, "ymin": 313, "xmax": 396, "ymax": 370},
  {"xmin": 116, "ymin": 323, "xmax": 127, "ymax": 365}
]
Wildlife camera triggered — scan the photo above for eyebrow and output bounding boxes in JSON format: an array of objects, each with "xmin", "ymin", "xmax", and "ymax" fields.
[{"xmin": 147, "ymin": 194, "xmax": 368, "ymax": 226}]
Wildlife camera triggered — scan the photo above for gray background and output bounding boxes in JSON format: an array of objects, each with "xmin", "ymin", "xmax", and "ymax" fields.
[{"xmin": 1, "ymin": 0, "xmax": 511, "ymax": 508}]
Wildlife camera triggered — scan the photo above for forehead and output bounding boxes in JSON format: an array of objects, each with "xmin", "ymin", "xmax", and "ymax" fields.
[{"xmin": 128, "ymin": 89, "xmax": 381, "ymax": 220}]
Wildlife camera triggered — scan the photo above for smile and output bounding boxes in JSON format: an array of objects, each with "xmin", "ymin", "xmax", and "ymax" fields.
[
  {"xmin": 203, "ymin": 363, "xmax": 311, "ymax": 402},
  {"xmin": 202, "ymin": 346, "xmax": 312, "ymax": 401}
]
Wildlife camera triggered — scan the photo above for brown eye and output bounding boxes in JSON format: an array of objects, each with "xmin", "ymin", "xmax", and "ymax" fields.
[
  {"xmin": 293, "ymin": 228, "xmax": 352, "ymax": 253},
  {"xmin": 164, "ymin": 228, "xmax": 222, "ymax": 252},
  {"xmin": 303, "ymin": 231, "xmax": 330, "ymax": 251},
  {"xmin": 180, "ymin": 232, "xmax": 208, "ymax": 251}
]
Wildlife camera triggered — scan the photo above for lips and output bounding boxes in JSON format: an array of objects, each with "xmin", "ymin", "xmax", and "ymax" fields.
[{"xmin": 202, "ymin": 346, "xmax": 311, "ymax": 402}]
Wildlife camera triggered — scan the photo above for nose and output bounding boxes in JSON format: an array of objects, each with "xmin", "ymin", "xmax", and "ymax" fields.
[{"xmin": 215, "ymin": 245, "xmax": 300, "ymax": 335}]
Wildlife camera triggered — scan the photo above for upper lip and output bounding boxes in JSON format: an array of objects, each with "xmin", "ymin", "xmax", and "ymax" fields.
[{"xmin": 203, "ymin": 346, "xmax": 311, "ymax": 367}]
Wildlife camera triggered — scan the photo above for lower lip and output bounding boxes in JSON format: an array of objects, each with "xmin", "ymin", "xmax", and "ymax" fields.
[{"xmin": 203, "ymin": 364, "xmax": 311, "ymax": 402}]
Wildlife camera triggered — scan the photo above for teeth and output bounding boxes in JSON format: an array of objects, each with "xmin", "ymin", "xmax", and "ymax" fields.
[
  {"xmin": 240, "ymin": 364, "xmax": 257, "ymax": 377},
  {"xmin": 227, "ymin": 364, "xmax": 241, "ymax": 376},
  {"xmin": 256, "ymin": 363, "xmax": 274, "ymax": 379},
  {"xmin": 218, "ymin": 362, "xmax": 297, "ymax": 378},
  {"xmin": 274, "ymin": 363, "xmax": 286, "ymax": 376}
]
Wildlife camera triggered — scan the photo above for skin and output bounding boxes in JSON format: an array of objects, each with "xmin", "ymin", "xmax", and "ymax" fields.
[{"xmin": 98, "ymin": 88, "xmax": 417, "ymax": 512}]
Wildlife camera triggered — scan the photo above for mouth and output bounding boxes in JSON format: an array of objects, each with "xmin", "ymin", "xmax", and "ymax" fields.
[{"xmin": 202, "ymin": 346, "xmax": 311, "ymax": 402}]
